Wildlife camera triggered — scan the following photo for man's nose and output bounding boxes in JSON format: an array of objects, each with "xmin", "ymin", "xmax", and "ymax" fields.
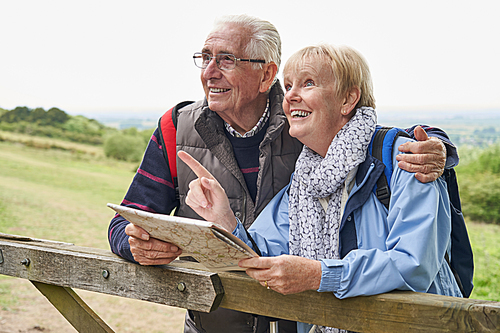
[{"xmin": 202, "ymin": 57, "xmax": 222, "ymax": 79}]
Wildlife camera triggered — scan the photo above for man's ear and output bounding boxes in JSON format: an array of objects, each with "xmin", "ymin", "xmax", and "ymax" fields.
[
  {"xmin": 259, "ymin": 62, "xmax": 278, "ymax": 93},
  {"xmin": 341, "ymin": 86, "xmax": 361, "ymax": 116}
]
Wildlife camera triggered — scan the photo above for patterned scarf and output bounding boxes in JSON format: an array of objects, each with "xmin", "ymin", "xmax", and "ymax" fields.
[{"xmin": 289, "ymin": 107, "xmax": 376, "ymax": 333}]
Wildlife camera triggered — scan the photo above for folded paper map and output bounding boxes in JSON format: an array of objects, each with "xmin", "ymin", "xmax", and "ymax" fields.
[{"xmin": 107, "ymin": 203, "xmax": 258, "ymax": 272}]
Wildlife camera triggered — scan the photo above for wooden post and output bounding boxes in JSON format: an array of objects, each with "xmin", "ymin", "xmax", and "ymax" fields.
[{"xmin": 31, "ymin": 281, "xmax": 115, "ymax": 333}]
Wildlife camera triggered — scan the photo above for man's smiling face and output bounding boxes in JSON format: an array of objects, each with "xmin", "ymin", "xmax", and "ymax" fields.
[{"xmin": 200, "ymin": 23, "xmax": 266, "ymax": 126}]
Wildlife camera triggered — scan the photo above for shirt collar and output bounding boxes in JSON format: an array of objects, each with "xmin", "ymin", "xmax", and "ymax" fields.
[{"xmin": 224, "ymin": 98, "xmax": 270, "ymax": 138}]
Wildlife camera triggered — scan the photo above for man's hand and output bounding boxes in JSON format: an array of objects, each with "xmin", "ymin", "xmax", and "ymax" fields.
[
  {"xmin": 396, "ymin": 125, "xmax": 446, "ymax": 183},
  {"xmin": 178, "ymin": 151, "xmax": 237, "ymax": 232},
  {"xmin": 239, "ymin": 255, "xmax": 322, "ymax": 295},
  {"xmin": 125, "ymin": 223, "xmax": 182, "ymax": 265}
]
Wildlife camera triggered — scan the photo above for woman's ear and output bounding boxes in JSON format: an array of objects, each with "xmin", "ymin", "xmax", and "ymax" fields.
[
  {"xmin": 259, "ymin": 62, "xmax": 278, "ymax": 93},
  {"xmin": 341, "ymin": 86, "xmax": 361, "ymax": 115}
]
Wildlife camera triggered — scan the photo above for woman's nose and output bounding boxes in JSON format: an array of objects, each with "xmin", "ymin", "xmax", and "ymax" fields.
[{"xmin": 285, "ymin": 87, "xmax": 301, "ymax": 103}]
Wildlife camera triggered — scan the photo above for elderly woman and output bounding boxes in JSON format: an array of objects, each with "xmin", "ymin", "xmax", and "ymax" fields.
[{"xmin": 179, "ymin": 44, "xmax": 462, "ymax": 333}]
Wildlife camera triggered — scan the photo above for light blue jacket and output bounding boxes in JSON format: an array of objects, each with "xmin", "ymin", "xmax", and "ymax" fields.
[{"xmin": 234, "ymin": 136, "xmax": 462, "ymax": 329}]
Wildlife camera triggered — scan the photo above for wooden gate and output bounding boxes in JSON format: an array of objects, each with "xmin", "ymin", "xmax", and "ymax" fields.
[{"xmin": 0, "ymin": 233, "xmax": 498, "ymax": 332}]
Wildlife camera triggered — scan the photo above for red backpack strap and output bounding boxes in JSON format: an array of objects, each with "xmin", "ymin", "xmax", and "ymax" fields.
[
  {"xmin": 158, "ymin": 101, "xmax": 194, "ymax": 190},
  {"xmin": 159, "ymin": 107, "xmax": 178, "ymax": 183}
]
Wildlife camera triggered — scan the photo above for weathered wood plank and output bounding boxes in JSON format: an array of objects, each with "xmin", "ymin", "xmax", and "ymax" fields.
[
  {"xmin": 218, "ymin": 271, "xmax": 500, "ymax": 332},
  {"xmin": 0, "ymin": 239, "xmax": 224, "ymax": 313},
  {"xmin": 180, "ymin": 257, "xmax": 500, "ymax": 332},
  {"xmin": 31, "ymin": 281, "xmax": 115, "ymax": 333},
  {"xmin": 1, "ymin": 236, "xmax": 499, "ymax": 332}
]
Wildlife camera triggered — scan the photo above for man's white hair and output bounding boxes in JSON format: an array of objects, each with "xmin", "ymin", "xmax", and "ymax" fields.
[{"xmin": 212, "ymin": 14, "xmax": 281, "ymax": 78}]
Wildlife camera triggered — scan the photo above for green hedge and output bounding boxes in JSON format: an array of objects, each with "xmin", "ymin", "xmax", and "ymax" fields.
[
  {"xmin": 104, "ymin": 133, "xmax": 147, "ymax": 162},
  {"xmin": 457, "ymin": 144, "xmax": 500, "ymax": 224},
  {"xmin": 0, "ymin": 121, "xmax": 106, "ymax": 145},
  {"xmin": 459, "ymin": 173, "xmax": 500, "ymax": 224}
]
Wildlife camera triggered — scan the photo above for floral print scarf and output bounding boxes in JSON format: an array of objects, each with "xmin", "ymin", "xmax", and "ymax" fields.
[{"xmin": 289, "ymin": 107, "xmax": 377, "ymax": 333}]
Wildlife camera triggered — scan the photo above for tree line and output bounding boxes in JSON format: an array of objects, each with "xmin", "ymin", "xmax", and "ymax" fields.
[
  {"xmin": 0, "ymin": 106, "xmax": 108, "ymax": 145},
  {"xmin": 0, "ymin": 106, "xmax": 152, "ymax": 162}
]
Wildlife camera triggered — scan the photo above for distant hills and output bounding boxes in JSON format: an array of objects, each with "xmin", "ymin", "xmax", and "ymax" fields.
[
  {"xmin": 377, "ymin": 109, "xmax": 500, "ymax": 147},
  {"xmin": 86, "ymin": 108, "xmax": 500, "ymax": 147},
  {"xmin": 67, "ymin": 111, "xmax": 162, "ymax": 130},
  {"xmin": 3, "ymin": 105, "xmax": 499, "ymax": 147}
]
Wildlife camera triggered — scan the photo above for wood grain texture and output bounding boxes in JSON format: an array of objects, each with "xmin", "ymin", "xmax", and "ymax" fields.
[
  {"xmin": 218, "ymin": 271, "xmax": 500, "ymax": 332},
  {"xmin": 1, "ymin": 236, "xmax": 499, "ymax": 332},
  {"xmin": 0, "ymin": 238, "xmax": 224, "ymax": 313},
  {"xmin": 31, "ymin": 281, "xmax": 115, "ymax": 333}
]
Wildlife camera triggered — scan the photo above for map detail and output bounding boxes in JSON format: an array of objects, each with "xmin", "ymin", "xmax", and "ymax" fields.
[{"xmin": 108, "ymin": 203, "xmax": 258, "ymax": 272}]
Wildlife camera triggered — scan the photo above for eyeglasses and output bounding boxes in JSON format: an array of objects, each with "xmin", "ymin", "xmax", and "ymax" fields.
[{"xmin": 193, "ymin": 52, "xmax": 266, "ymax": 71}]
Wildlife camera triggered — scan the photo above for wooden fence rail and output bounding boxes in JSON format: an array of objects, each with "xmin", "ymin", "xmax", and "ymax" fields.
[{"xmin": 0, "ymin": 234, "xmax": 499, "ymax": 332}]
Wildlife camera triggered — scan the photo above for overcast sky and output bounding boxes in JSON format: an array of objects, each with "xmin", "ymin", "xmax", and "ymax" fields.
[{"xmin": 1, "ymin": 1, "xmax": 499, "ymax": 119}]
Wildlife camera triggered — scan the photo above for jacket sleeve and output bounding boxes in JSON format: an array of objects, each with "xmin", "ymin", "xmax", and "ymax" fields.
[
  {"xmin": 108, "ymin": 128, "xmax": 179, "ymax": 262},
  {"xmin": 233, "ymin": 184, "xmax": 291, "ymax": 257},
  {"xmin": 404, "ymin": 124, "xmax": 459, "ymax": 168},
  {"xmin": 319, "ymin": 137, "xmax": 452, "ymax": 298}
]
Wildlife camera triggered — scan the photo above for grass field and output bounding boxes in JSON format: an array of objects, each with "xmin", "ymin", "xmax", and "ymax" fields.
[
  {"xmin": 466, "ymin": 222, "xmax": 500, "ymax": 301},
  {"xmin": 0, "ymin": 136, "xmax": 499, "ymax": 331},
  {"xmin": 0, "ymin": 139, "xmax": 185, "ymax": 332}
]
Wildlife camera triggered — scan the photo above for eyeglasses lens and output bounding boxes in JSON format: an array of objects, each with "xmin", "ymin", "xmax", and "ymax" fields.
[
  {"xmin": 217, "ymin": 54, "xmax": 235, "ymax": 70},
  {"xmin": 194, "ymin": 53, "xmax": 236, "ymax": 70}
]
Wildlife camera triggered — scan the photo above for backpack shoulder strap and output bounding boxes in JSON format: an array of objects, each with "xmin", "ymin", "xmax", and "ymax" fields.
[
  {"xmin": 443, "ymin": 168, "xmax": 474, "ymax": 297},
  {"xmin": 158, "ymin": 101, "xmax": 194, "ymax": 190},
  {"xmin": 371, "ymin": 126, "xmax": 473, "ymax": 297},
  {"xmin": 369, "ymin": 126, "xmax": 410, "ymax": 209}
]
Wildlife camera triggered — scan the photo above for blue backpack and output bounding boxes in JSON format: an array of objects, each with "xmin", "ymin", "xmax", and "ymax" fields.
[{"xmin": 369, "ymin": 126, "xmax": 474, "ymax": 298}]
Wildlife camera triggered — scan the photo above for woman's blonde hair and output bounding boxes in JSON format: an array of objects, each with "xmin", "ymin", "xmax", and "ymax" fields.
[{"xmin": 283, "ymin": 44, "xmax": 375, "ymax": 108}]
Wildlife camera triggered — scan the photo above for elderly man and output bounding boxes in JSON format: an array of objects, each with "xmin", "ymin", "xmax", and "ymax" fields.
[{"xmin": 108, "ymin": 14, "xmax": 453, "ymax": 333}]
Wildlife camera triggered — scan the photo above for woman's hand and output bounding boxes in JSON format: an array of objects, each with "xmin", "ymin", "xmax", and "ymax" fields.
[
  {"xmin": 178, "ymin": 151, "xmax": 237, "ymax": 232},
  {"xmin": 239, "ymin": 255, "xmax": 322, "ymax": 295},
  {"xmin": 397, "ymin": 125, "xmax": 446, "ymax": 183}
]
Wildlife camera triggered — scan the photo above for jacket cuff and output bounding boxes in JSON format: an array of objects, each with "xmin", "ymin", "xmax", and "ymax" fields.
[
  {"xmin": 318, "ymin": 259, "xmax": 343, "ymax": 292},
  {"xmin": 232, "ymin": 218, "xmax": 246, "ymax": 239},
  {"xmin": 119, "ymin": 240, "xmax": 138, "ymax": 264}
]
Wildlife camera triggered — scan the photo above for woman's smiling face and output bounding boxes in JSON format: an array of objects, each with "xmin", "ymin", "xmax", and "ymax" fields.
[{"xmin": 283, "ymin": 57, "xmax": 349, "ymax": 157}]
